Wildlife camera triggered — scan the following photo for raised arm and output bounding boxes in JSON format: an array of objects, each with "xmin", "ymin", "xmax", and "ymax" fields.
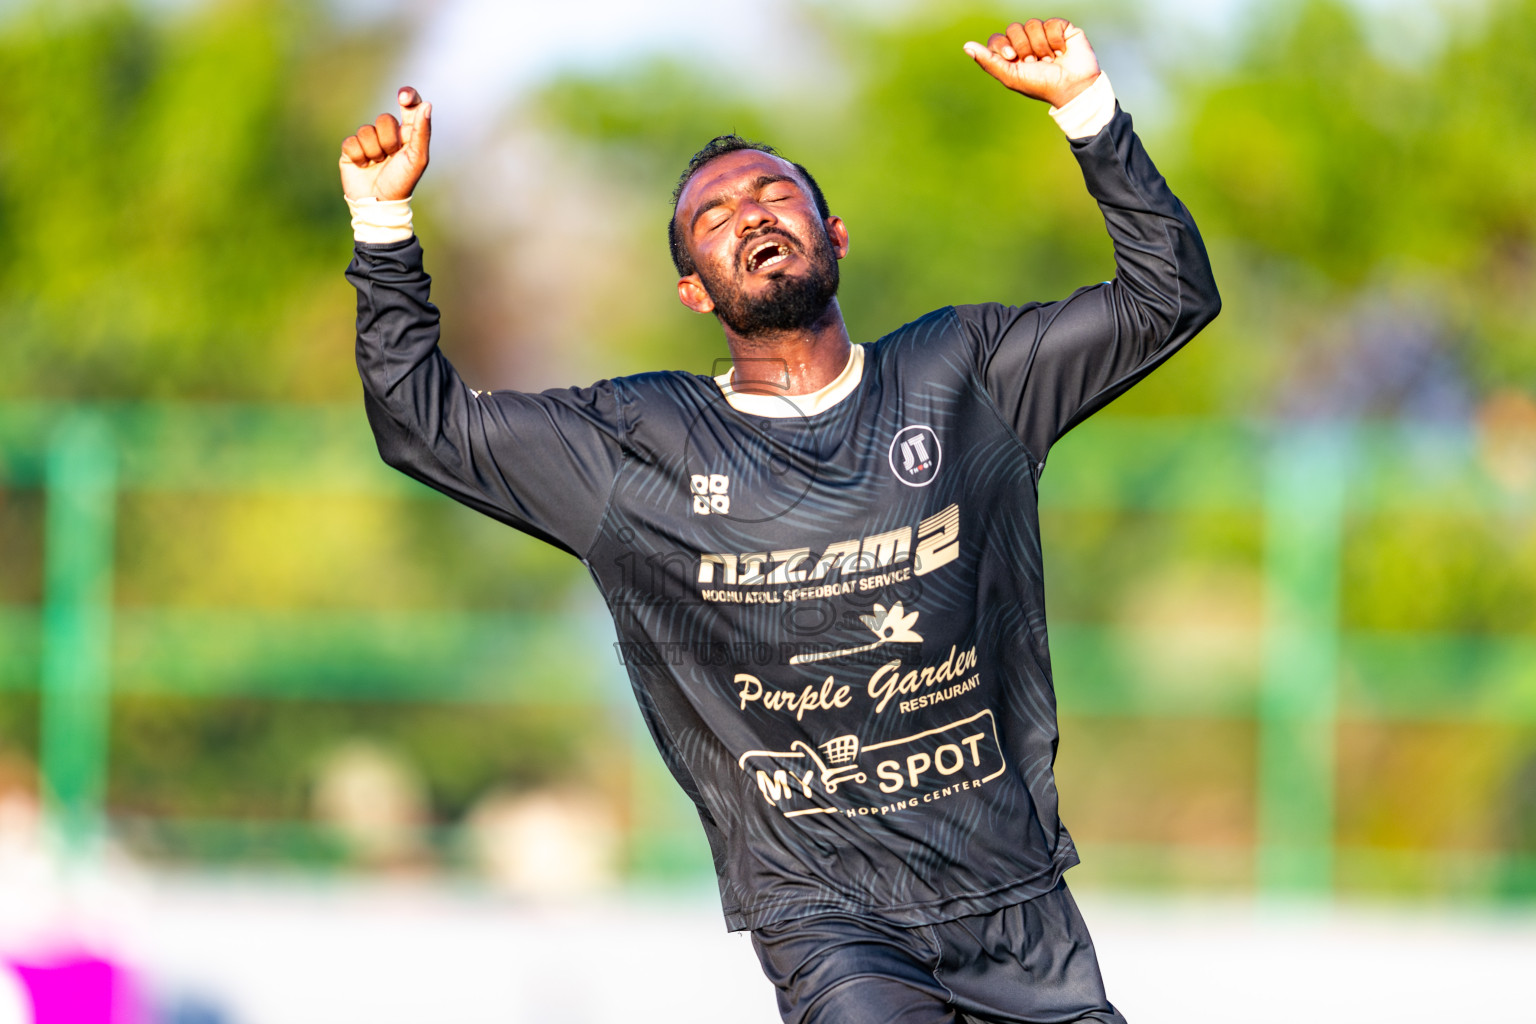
[
  {"xmin": 341, "ymin": 90, "xmax": 624, "ymax": 557},
  {"xmin": 959, "ymin": 19, "xmax": 1221, "ymax": 467}
]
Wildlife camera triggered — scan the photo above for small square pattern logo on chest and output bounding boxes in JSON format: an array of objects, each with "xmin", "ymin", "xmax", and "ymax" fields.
[{"xmin": 690, "ymin": 473, "xmax": 730, "ymax": 514}]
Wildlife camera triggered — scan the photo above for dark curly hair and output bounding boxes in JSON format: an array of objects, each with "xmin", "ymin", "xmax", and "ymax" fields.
[{"xmin": 668, "ymin": 134, "xmax": 832, "ymax": 277}]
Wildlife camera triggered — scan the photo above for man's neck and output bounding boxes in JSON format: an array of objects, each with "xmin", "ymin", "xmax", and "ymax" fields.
[{"xmin": 722, "ymin": 301, "xmax": 853, "ymax": 396}]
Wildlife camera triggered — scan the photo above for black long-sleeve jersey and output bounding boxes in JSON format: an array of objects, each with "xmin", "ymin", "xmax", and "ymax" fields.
[{"xmin": 348, "ymin": 107, "xmax": 1220, "ymax": 931}]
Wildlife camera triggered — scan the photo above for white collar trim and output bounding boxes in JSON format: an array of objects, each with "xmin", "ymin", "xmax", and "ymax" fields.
[{"xmin": 715, "ymin": 345, "xmax": 865, "ymax": 418}]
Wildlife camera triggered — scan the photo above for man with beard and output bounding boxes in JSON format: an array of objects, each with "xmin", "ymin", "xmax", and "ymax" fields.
[{"xmin": 342, "ymin": 17, "xmax": 1217, "ymax": 1024}]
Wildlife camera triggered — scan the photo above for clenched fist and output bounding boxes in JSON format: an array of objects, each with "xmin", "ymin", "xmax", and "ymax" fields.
[
  {"xmin": 339, "ymin": 87, "xmax": 432, "ymax": 201},
  {"xmin": 963, "ymin": 18, "xmax": 1100, "ymax": 109}
]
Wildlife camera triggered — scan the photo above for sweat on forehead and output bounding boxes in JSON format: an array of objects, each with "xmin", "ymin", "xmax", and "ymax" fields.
[
  {"xmin": 681, "ymin": 151, "xmax": 799, "ymax": 203},
  {"xmin": 681, "ymin": 167, "xmax": 810, "ymax": 242}
]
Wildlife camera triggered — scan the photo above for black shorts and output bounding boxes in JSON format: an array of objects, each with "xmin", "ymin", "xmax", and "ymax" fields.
[{"xmin": 750, "ymin": 881, "xmax": 1127, "ymax": 1024}]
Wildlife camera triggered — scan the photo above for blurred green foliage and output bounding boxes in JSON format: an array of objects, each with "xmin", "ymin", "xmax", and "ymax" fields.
[
  {"xmin": 1178, "ymin": 0, "xmax": 1536, "ymax": 395},
  {"xmin": 107, "ymin": 695, "xmax": 604, "ymax": 821},
  {"xmin": 0, "ymin": 0, "xmax": 392, "ymax": 399},
  {"xmin": 0, "ymin": 0, "xmax": 1533, "ymax": 892}
]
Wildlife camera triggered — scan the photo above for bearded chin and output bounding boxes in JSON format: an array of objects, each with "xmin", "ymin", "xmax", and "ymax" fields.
[{"xmin": 703, "ymin": 239, "xmax": 840, "ymax": 339}]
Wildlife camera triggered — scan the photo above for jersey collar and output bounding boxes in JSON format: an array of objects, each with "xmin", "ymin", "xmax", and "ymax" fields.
[{"xmin": 714, "ymin": 345, "xmax": 865, "ymax": 419}]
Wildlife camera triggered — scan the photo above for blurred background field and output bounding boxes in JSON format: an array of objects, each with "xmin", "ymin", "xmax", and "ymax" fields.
[{"xmin": 1, "ymin": 0, "xmax": 1535, "ymax": 1020}]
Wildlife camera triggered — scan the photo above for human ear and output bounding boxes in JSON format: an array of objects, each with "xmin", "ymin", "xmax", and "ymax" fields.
[
  {"xmin": 677, "ymin": 274, "xmax": 715, "ymax": 314},
  {"xmin": 826, "ymin": 216, "xmax": 849, "ymax": 260}
]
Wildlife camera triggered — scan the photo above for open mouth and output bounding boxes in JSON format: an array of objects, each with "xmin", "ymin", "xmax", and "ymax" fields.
[{"xmin": 744, "ymin": 237, "xmax": 795, "ymax": 273}]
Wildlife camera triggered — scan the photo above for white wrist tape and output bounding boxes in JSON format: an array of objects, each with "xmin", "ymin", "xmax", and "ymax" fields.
[
  {"xmin": 1049, "ymin": 72, "xmax": 1116, "ymax": 140},
  {"xmin": 346, "ymin": 195, "xmax": 414, "ymax": 244}
]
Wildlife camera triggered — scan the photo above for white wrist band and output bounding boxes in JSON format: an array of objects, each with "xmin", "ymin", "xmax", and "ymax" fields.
[
  {"xmin": 1049, "ymin": 72, "xmax": 1116, "ymax": 140},
  {"xmin": 346, "ymin": 195, "xmax": 414, "ymax": 244}
]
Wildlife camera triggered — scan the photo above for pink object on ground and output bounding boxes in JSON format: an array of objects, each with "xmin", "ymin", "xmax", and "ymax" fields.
[{"xmin": 5, "ymin": 954, "xmax": 143, "ymax": 1024}]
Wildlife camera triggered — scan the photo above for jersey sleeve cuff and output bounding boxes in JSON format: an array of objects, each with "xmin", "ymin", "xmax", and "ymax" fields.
[
  {"xmin": 1049, "ymin": 72, "xmax": 1116, "ymax": 140},
  {"xmin": 346, "ymin": 195, "xmax": 414, "ymax": 244}
]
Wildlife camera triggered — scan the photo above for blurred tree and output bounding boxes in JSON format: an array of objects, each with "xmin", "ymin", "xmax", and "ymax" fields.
[
  {"xmin": 0, "ymin": 0, "xmax": 614, "ymax": 863},
  {"xmin": 2, "ymin": 0, "xmax": 1529, "ymax": 885},
  {"xmin": 0, "ymin": 0, "xmax": 399, "ymax": 399},
  {"xmin": 1175, "ymin": 0, "xmax": 1536, "ymax": 399}
]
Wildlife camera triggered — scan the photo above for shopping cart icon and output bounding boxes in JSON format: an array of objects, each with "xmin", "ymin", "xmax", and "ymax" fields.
[{"xmin": 791, "ymin": 734, "xmax": 866, "ymax": 792}]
